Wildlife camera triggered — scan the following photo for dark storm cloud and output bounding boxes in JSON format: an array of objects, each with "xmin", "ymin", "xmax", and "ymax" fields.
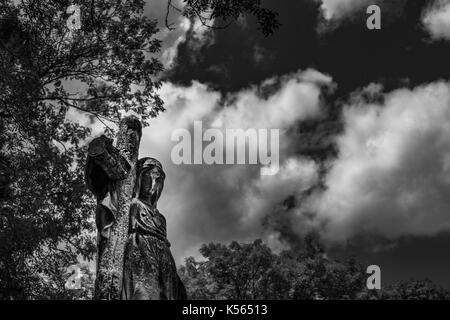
[
  {"xmin": 331, "ymin": 232, "xmax": 450, "ymax": 289},
  {"xmin": 167, "ymin": 0, "xmax": 450, "ymax": 97}
]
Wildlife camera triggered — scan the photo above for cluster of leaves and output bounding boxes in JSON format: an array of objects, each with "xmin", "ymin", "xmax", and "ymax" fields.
[
  {"xmin": 62, "ymin": 263, "xmax": 96, "ymax": 300},
  {"xmin": 178, "ymin": 236, "xmax": 366, "ymax": 300},
  {"xmin": 379, "ymin": 279, "xmax": 450, "ymax": 300},
  {"xmin": 181, "ymin": 0, "xmax": 280, "ymax": 37},
  {"xmin": 178, "ymin": 236, "xmax": 450, "ymax": 300}
]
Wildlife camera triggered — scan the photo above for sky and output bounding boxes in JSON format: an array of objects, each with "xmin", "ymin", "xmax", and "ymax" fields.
[{"xmin": 107, "ymin": 0, "xmax": 450, "ymax": 288}]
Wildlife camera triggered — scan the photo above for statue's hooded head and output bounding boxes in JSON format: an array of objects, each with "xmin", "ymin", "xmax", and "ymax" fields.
[{"xmin": 134, "ymin": 157, "xmax": 165, "ymax": 207}]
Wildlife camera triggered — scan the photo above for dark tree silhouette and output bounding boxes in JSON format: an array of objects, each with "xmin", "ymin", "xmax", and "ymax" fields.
[
  {"xmin": 179, "ymin": 236, "xmax": 450, "ymax": 300},
  {"xmin": 178, "ymin": 236, "xmax": 367, "ymax": 300}
]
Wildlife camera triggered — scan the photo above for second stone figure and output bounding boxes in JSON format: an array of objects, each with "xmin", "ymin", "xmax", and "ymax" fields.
[{"xmin": 121, "ymin": 157, "xmax": 186, "ymax": 300}]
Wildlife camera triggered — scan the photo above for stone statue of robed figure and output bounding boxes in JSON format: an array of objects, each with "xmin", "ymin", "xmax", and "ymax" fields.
[{"xmin": 85, "ymin": 116, "xmax": 186, "ymax": 300}]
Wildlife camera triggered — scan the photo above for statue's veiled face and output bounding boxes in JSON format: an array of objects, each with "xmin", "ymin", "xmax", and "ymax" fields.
[{"xmin": 138, "ymin": 166, "xmax": 164, "ymax": 206}]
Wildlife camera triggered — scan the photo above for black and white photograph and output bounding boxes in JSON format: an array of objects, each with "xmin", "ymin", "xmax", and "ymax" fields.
[{"xmin": 2, "ymin": 0, "xmax": 450, "ymax": 308}]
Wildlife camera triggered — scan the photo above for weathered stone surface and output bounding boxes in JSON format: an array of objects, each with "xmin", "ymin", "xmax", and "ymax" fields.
[
  {"xmin": 86, "ymin": 116, "xmax": 141, "ymax": 300},
  {"xmin": 85, "ymin": 117, "xmax": 185, "ymax": 300},
  {"xmin": 121, "ymin": 157, "xmax": 186, "ymax": 300}
]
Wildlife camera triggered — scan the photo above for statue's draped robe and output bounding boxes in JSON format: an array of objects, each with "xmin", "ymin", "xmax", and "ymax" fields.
[
  {"xmin": 121, "ymin": 198, "xmax": 186, "ymax": 300},
  {"xmin": 85, "ymin": 122, "xmax": 186, "ymax": 300}
]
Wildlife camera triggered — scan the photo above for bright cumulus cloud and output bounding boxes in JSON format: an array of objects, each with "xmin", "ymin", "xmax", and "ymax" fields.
[
  {"xmin": 423, "ymin": 0, "xmax": 450, "ymax": 41},
  {"xmin": 137, "ymin": 67, "xmax": 450, "ymax": 262},
  {"xmin": 310, "ymin": 81, "xmax": 450, "ymax": 242},
  {"xmin": 137, "ymin": 69, "xmax": 333, "ymax": 263}
]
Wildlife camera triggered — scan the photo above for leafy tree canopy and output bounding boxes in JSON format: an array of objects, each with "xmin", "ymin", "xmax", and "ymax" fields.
[{"xmin": 179, "ymin": 236, "xmax": 450, "ymax": 300}]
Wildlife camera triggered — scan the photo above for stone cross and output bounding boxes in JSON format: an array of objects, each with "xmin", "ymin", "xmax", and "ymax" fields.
[{"xmin": 85, "ymin": 116, "xmax": 142, "ymax": 300}]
